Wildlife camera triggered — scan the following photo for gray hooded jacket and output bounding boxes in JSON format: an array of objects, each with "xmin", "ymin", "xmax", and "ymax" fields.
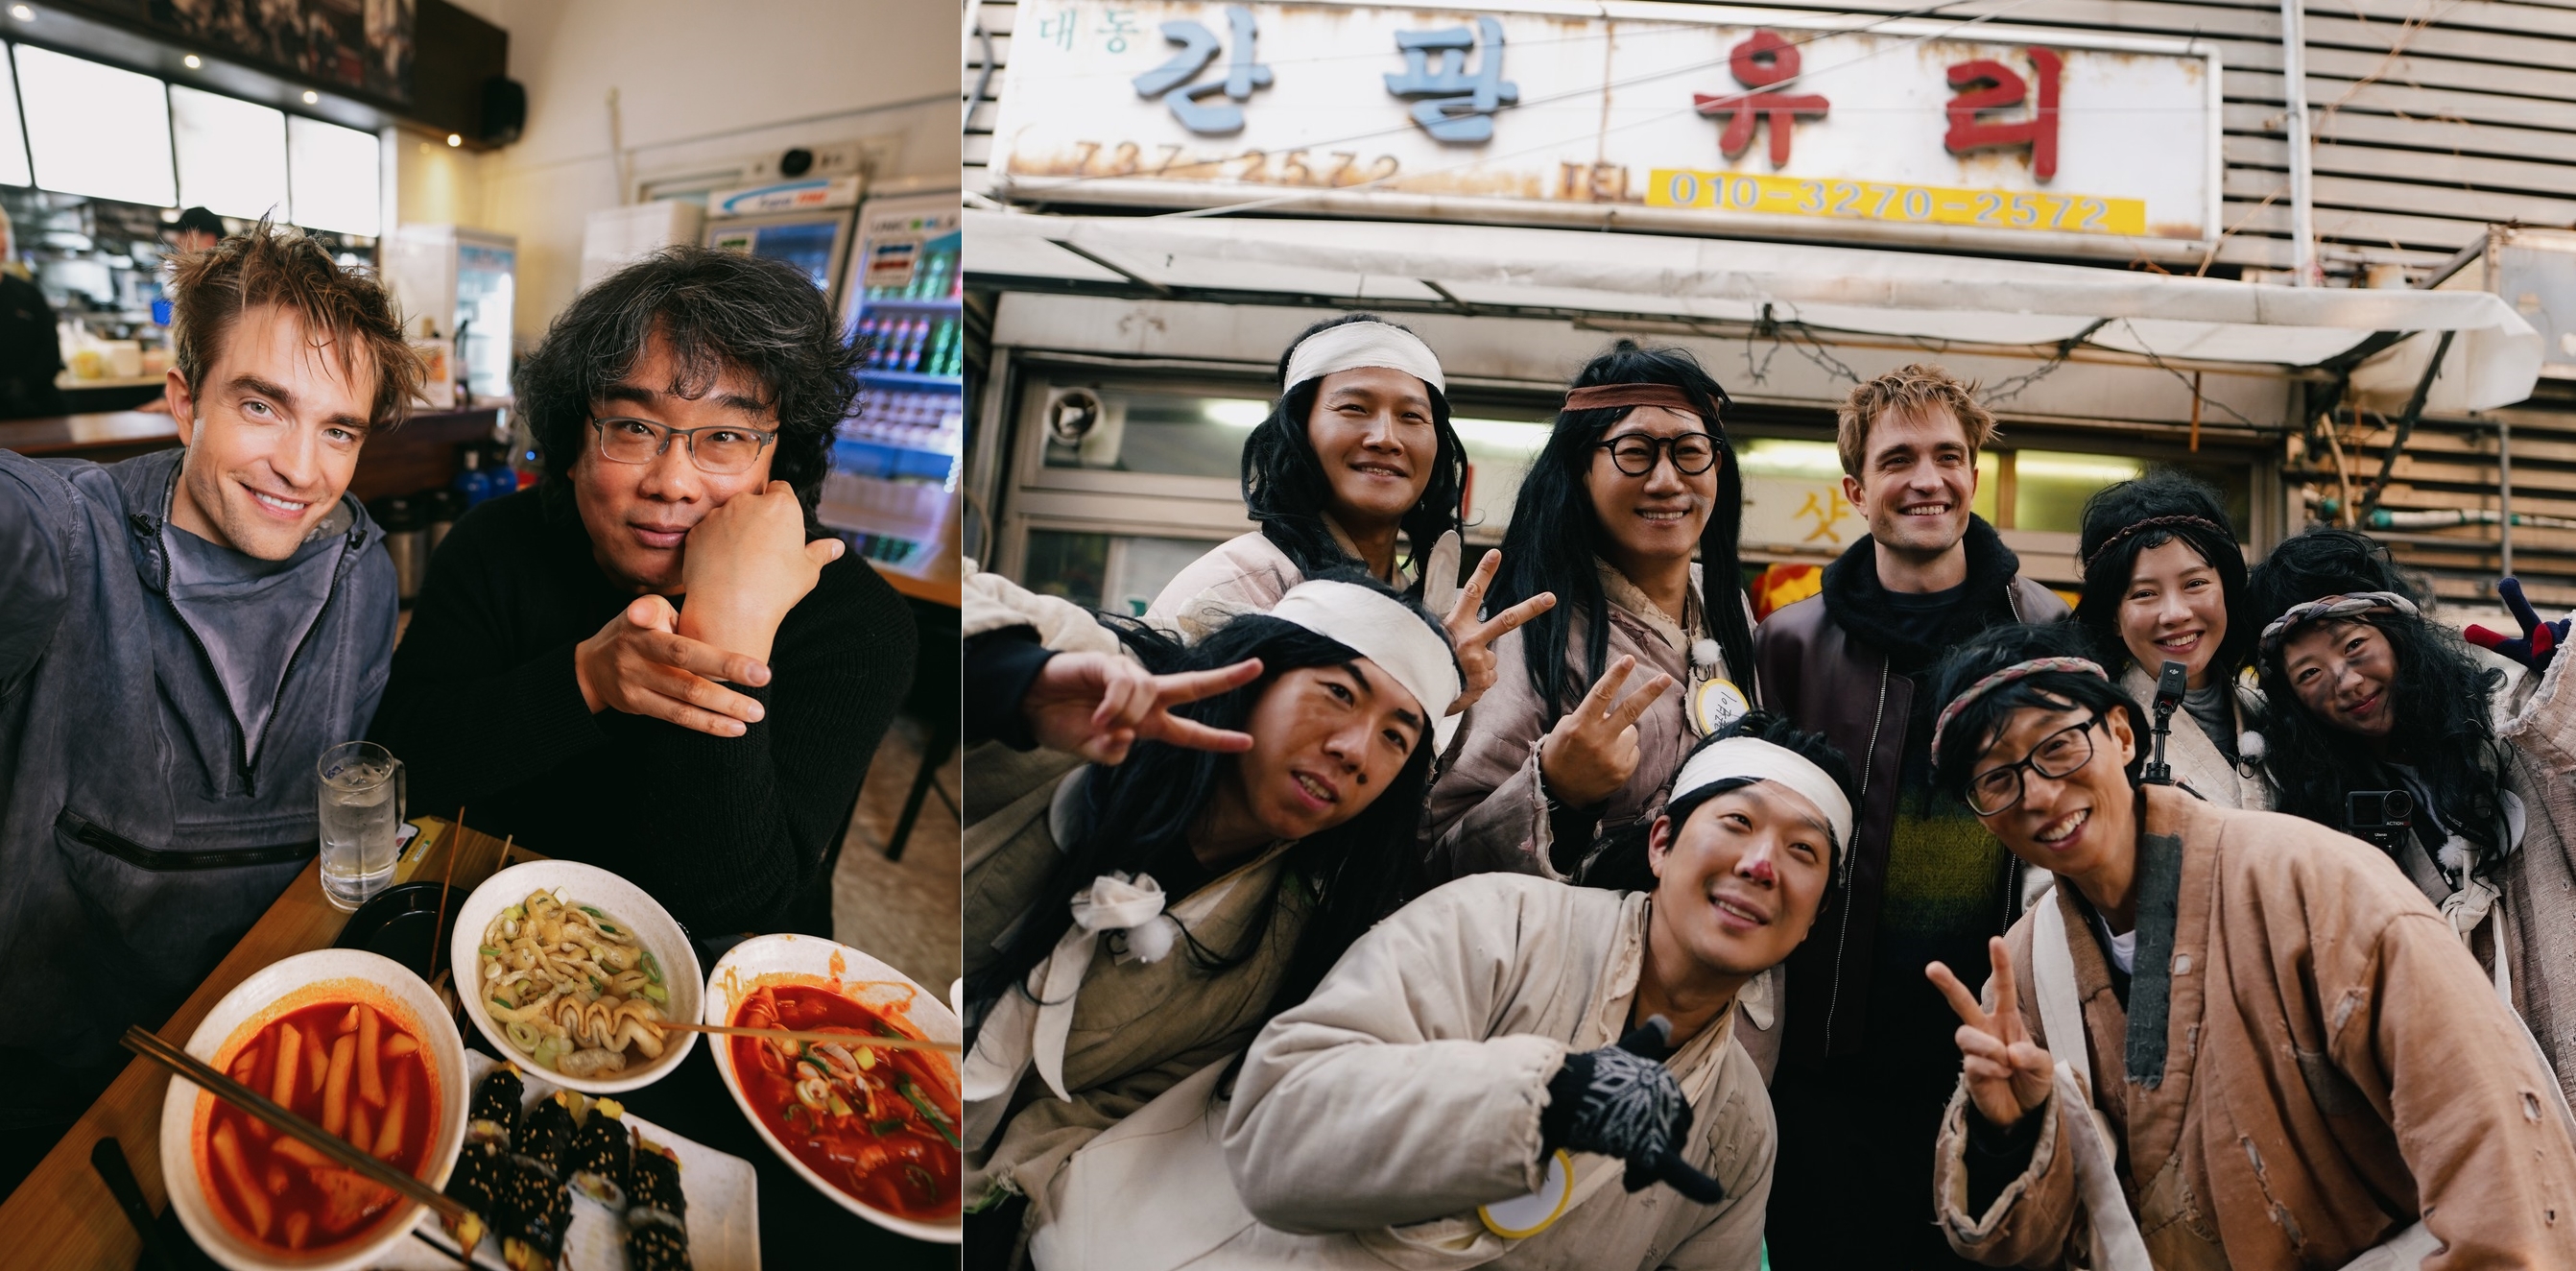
[{"xmin": 0, "ymin": 445, "xmax": 394, "ymax": 1101}]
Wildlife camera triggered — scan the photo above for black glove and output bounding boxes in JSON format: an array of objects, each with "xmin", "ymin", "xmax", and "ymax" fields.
[{"xmin": 1539, "ymin": 1016, "xmax": 1728, "ymax": 1203}]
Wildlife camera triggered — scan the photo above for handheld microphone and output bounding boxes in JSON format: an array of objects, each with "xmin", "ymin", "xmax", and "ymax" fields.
[{"xmin": 2143, "ymin": 659, "xmax": 2186, "ymax": 784}]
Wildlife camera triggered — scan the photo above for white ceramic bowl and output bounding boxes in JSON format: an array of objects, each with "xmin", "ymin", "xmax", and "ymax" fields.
[
  {"xmin": 448, "ymin": 859, "xmax": 702, "ymax": 1093},
  {"xmin": 704, "ymin": 933, "xmax": 963, "ymax": 1243},
  {"xmin": 159, "ymin": 948, "xmax": 468, "ymax": 1271}
]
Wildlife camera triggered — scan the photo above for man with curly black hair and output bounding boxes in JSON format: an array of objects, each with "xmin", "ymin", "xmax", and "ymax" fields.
[{"xmin": 370, "ymin": 247, "xmax": 915, "ymax": 938}]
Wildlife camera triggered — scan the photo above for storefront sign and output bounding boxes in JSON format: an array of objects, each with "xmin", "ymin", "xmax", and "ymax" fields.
[{"xmin": 991, "ymin": 1, "xmax": 2219, "ymax": 249}]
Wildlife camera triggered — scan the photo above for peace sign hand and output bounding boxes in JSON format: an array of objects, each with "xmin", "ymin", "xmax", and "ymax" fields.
[
  {"xmin": 1538, "ymin": 655, "xmax": 1676, "ymax": 808},
  {"xmin": 1443, "ymin": 549, "xmax": 1557, "ymax": 716},
  {"xmin": 1021, "ymin": 652, "xmax": 1264, "ymax": 765},
  {"xmin": 1925, "ymin": 937, "xmax": 2056, "ymax": 1132}
]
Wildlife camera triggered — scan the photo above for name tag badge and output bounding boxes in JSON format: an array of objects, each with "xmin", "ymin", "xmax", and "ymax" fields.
[
  {"xmin": 1478, "ymin": 1149, "xmax": 1574, "ymax": 1239},
  {"xmin": 1689, "ymin": 678, "xmax": 1750, "ymax": 738}
]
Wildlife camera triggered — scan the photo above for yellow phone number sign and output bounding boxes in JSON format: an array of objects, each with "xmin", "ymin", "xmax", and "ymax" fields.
[{"xmin": 1646, "ymin": 168, "xmax": 2147, "ymax": 237}]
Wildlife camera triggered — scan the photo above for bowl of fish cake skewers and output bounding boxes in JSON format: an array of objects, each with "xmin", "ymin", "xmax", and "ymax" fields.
[{"xmin": 450, "ymin": 861, "xmax": 703, "ymax": 1094}]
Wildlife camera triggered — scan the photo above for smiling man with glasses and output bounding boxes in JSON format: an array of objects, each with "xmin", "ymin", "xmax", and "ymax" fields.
[
  {"xmin": 1918, "ymin": 620, "xmax": 2576, "ymax": 1268},
  {"xmin": 370, "ymin": 247, "xmax": 915, "ymax": 940}
]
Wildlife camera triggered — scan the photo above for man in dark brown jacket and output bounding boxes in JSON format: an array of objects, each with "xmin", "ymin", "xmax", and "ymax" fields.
[{"xmin": 1752, "ymin": 364, "xmax": 2065, "ymax": 1269}]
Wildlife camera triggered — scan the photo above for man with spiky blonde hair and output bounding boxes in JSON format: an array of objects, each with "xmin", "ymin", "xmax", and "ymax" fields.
[{"xmin": 0, "ymin": 220, "xmax": 417, "ymax": 1192}]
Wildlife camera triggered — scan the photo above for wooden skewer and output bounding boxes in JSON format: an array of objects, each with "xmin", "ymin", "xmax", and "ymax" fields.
[
  {"xmin": 119, "ymin": 1025, "xmax": 480, "ymax": 1234},
  {"xmin": 427, "ymin": 807, "xmax": 465, "ymax": 982},
  {"xmin": 493, "ymin": 832, "xmax": 513, "ymax": 875},
  {"xmin": 656, "ymin": 1019, "xmax": 963, "ymax": 1054}
]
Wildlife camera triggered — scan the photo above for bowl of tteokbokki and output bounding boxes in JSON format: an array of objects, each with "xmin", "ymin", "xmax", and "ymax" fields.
[
  {"xmin": 451, "ymin": 860, "xmax": 704, "ymax": 1094},
  {"xmin": 705, "ymin": 933, "xmax": 963, "ymax": 1242},
  {"xmin": 158, "ymin": 947, "xmax": 468, "ymax": 1271}
]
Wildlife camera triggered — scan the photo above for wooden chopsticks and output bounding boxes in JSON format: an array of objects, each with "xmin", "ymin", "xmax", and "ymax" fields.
[
  {"xmin": 119, "ymin": 1025, "xmax": 476, "ymax": 1230},
  {"xmin": 655, "ymin": 1019, "xmax": 964, "ymax": 1054}
]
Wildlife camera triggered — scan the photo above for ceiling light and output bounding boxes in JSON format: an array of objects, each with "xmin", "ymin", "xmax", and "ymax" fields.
[
  {"xmin": 301, "ymin": 89, "xmax": 318, "ymax": 104},
  {"xmin": 182, "ymin": 54, "xmax": 200, "ymax": 68},
  {"xmin": 10, "ymin": 6, "xmax": 34, "ymax": 20},
  {"xmin": 445, "ymin": 133, "xmax": 461, "ymax": 147}
]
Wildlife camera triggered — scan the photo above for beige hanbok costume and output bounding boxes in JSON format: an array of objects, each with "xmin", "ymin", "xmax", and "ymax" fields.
[
  {"xmin": 1144, "ymin": 516, "xmax": 1405, "ymax": 639},
  {"xmin": 2117, "ymin": 663, "xmax": 2269, "ymax": 810},
  {"xmin": 1027, "ymin": 875, "xmax": 1771, "ymax": 1270},
  {"xmin": 960, "ymin": 567, "xmax": 1311, "ymax": 1221},
  {"xmin": 1931, "ymin": 785, "xmax": 2576, "ymax": 1269}
]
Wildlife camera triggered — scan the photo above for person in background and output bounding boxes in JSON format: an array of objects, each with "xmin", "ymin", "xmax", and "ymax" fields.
[
  {"xmin": 2248, "ymin": 527, "xmax": 2576, "ymax": 1111},
  {"xmin": 369, "ymin": 247, "xmax": 915, "ymax": 940},
  {"xmin": 1920, "ymin": 620, "xmax": 2576, "ymax": 1268},
  {"xmin": 1751, "ymin": 362, "xmax": 2065, "ymax": 1270},
  {"xmin": 1422, "ymin": 341, "xmax": 1756, "ymax": 894},
  {"xmin": 172, "ymin": 205, "xmax": 226, "ymax": 255},
  {"xmin": 0, "ymin": 221, "xmax": 412, "ymax": 1193},
  {"xmin": 960, "ymin": 565, "xmax": 1459, "ymax": 1269},
  {"xmin": 2068, "ymin": 471, "xmax": 2267, "ymax": 806},
  {"xmin": 0, "ymin": 204, "xmax": 65, "ymax": 419}
]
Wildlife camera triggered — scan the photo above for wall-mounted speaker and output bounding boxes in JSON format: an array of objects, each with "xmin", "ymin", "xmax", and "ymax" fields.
[{"xmin": 479, "ymin": 76, "xmax": 526, "ymax": 147}]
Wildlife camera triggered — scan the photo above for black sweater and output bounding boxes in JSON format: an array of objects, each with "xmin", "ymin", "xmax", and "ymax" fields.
[{"xmin": 369, "ymin": 487, "xmax": 916, "ymax": 935}]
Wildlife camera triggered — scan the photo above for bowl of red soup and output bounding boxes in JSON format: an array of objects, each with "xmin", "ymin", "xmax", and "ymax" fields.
[
  {"xmin": 159, "ymin": 948, "xmax": 468, "ymax": 1271},
  {"xmin": 705, "ymin": 934, "xmax": 961, "ymax": 1242}
]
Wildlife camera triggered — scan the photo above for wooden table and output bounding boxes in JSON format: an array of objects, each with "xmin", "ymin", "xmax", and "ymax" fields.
[{"xmin": 0, "ymin": 818, "xmax": 503, "ymax": 1271}]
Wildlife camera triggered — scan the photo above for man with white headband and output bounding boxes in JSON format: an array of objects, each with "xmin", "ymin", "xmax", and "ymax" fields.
[
  {"xmin": 1918, "ymin": 619, "xmax": 2576, "ymax": 1269},
  {"xmin": 959, "ymin": 563, "xmax": 1462, "ymax": 1269},
  {"xmin": 1145, "ymin": 313, "xmax": 1550, "ymax": 716},
  {"xmin": 1020, "ymin": 711, "xmax": 1850, "ymax": 1270}
]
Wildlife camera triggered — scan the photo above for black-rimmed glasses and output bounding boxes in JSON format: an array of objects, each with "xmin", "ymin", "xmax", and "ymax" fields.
[
  {"xmin": 1593, "ymin": 432, "xmax": 1718, "ymax": 477},
  {"xmin": 1965, "ymin": 713, "xmax": 2103, "ymax": 816},
  {"xmin": 589, "ymin": 417, "xmax": 778, "ymax": 475}
]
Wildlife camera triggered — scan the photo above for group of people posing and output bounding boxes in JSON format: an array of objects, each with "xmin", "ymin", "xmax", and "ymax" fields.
[
  {"xmin": 0, "ymin": 223, "xmax": 914, "ymax": 1190},
  {"xmin": 961, "ymin": 313, "xmax": 2576, "ymax": 1269}
]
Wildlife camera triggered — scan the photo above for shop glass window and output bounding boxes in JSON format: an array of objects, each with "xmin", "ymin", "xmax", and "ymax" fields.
[
  {"xmin": 171, "ymin": 85, "xmax": 288, "ymax": 221},
  {"xmin": 287, "ymin": 115, "xmax": 380, "ymax": 237},
  {"xmin": 2013, "ymin": 451, "xmax": 2143, "ymax": 534},
  {"xmin": 1043, "ymin": 388, "xmax": 1254, "ymax": 479},
  {"xmin": 15, "ymin": 45, "xmax": 173, "ymax": 208},
  {"xmin": 1449, "ymin": 414, "xmax": 1551, "ymax": 537},
  {"xmin": 1023, "ymin": 529, "xmax": 1110, "ymax": 610}
]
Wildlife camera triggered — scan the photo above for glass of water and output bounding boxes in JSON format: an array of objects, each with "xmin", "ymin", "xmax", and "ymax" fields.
[{"xmin": 317, "ymin": 741, "xmax": 406, "ymax": 912}]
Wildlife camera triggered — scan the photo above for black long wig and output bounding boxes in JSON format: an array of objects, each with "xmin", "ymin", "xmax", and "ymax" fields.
[
  {"xmin": 1488, "ymin": 339, "xmax": 1756, "ymax": 721},
  {"xmin": 963, "ymin": 572, "xmax": 1456, "ymax": 1036},
  {"xmin": 2071, "ymin": 469, "xmax": 2254, "ymax": 683},
  {"xmin": 2255, "ymin": 607, "xmax": 2506, "ymax": 860},
  {"xmin": 1241, "ymin": 313, "xmax": 1467, "ymax": 590}
]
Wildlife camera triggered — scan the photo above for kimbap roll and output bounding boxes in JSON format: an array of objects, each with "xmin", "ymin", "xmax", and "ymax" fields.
[
  {"xmin": 467, "ymin": 1065, "xmax": 524, "ymax": 1147},
  {"xmin": 498, "ymin": 1153, "xmax": 572, "ymax": 1271},
  {"xmin": 441, "ymin": 1139, "xmax": 507, "ymax": 1250},
  {"xmin": 625, "ymin": 1213, "xmax": 695, "ymax": 1271},
  {"xmin": 517, "ymin": 1092, "xmax": 576, "ymax": 1181},
  {"xmin": 629, "ymin": 1138, "xmax": 685, "ymax": 1220},
  {"xmin": 567, "ymin": 1096, "xmax": 631, "ymax": 1209}
]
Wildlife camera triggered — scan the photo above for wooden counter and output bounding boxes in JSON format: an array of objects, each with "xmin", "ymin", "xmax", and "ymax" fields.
[
  {"xmin": 0, "ymin": 407, "xmax": 503, "ymax": 502},
  {"xmin": 0, "ymin": 819, "xmax": 513, "ymax": 1271}
]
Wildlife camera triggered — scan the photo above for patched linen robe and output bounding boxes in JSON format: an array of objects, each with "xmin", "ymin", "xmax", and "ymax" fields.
[
  {"xmin": 1932, "ymin": 784, "xmax": 2576, "ymax": 1269},
  {"xmin": 1032, "ymin": 874, "xmax": 1772, "ymax": 1270}
]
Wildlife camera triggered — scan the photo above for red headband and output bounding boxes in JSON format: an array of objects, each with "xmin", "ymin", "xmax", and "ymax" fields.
[{"xmin": 1564, "ymin": 383, "xmax": 1707, "ymax": 417}]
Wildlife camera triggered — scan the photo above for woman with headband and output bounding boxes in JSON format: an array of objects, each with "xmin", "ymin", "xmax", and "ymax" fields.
[
  {"xmin": 1422, "ymin": 341, "xmax": 1757, "ymax": 886},
  {"xmin": 958, "ymin": 563, "xmax": 1462, "ymax": 1266},
  {"xmin": 1025, "ymin": 713, "xmax": 1848, "ymax": 1271},
  {"xmin": 1917, "ymin": 620, "xmax": 2576, "ymax": 1269},
  {"xmin": 2069, "ymin": 471, "xmax": 2267, "ymax": 807},
  {"xmin": 2247, "ymin": 526, "xmax": 2576, "ymax": 1112}
]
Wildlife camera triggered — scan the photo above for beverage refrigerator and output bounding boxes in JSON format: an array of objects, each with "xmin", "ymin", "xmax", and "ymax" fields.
[{"xmin": 825, "ymin": 189, "xmax": 962, "ymax": 589}]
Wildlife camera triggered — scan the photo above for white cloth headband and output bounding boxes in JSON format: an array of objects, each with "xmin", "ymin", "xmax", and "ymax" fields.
[
  {"xmin": 1267, "ymin": 579, "xmax": 1461, "ymax": 719},
  {"xmin": 1671, "ymin": 737, "xmax": 1854, "ymax": 872},
  {"xmin": 1281, "ymin": 321, "xmax": 1446, "ymax": 396}
]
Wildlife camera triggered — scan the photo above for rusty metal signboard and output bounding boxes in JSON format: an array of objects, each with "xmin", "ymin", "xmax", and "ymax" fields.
[{"xmin": 990, "ymin": 0, "xmax": 2221, "ymax": 255}]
